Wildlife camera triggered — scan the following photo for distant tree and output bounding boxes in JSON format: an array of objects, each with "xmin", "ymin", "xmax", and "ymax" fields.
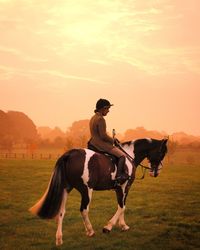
[
  {"xmin": 167, "ymin": 139, "xmax": 178, "ymax": 163},
  {"xmin": 123, "ymin": 127, "xmax": 164, "ymax": 141},
  {"xmin": 0, "ymin": 110, "xmax": 12, "ymax": 133},
  {"xmin": 53, "ymin": 136, "xmax": 66, "ymax": 148},
  {"xmin": 65, "ymin": 137, "xmax": 74, "ymax": 151},
  {"xmin": 0, "ymin": 110, "xmax": 39, "ymax": 151},
  {"xmin": 49, "ymin": 127, "xmax": 66, "ymax": 141},
  {"xmin": 7, "ymin": 111, "xmax": 39, "ymax": 143},
  {"xmin": 1, "ymin": 135, "xmax": 13, "ymax": 152},
  {"xmin": 66, "ymin": 119, "xmax": 90, "ymax": 148},
  {"xmin": 26, "ymin": 143, "xmax": 37, "ymax": 154},
  {"xmin": 38, "ymin": 138, "xmax": 51, "ymax": 149},
  {"xmin": 0, "ymin": 110, "xmax": 12, "ymax": 148},
  {"xmin": 79, "ymin": 134, "xmax": 88, "ymax": 148},
  {"xmin": 187, "ymin": 141, "xmax": 200, "ymax": 150},
  {"xmin": 37, "ymin": 126, "xmax": 52, "ymax": 139}
]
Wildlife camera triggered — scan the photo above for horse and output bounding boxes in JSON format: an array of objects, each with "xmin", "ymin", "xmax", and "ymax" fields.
[{"xmin": 29, "ymin": 138, "xmax": 168, "ymax": 246}]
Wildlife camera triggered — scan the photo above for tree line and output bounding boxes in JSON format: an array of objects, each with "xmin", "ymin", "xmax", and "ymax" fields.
[{"xmin": 1, "ymin": 110, "xmax": 200, "ymax": 154}]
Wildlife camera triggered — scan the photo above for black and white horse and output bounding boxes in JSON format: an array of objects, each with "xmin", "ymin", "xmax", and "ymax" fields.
[{"xmin": 29, "ymin": 138, "xmax": 168, "ymax": 245}]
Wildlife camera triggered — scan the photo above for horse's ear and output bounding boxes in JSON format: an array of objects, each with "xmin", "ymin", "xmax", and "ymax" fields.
[{"xmin": 163, "ymin": 137, "xmax": 168, "ymax": 145}]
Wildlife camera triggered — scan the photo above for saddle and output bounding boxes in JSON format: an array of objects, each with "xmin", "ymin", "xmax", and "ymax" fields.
[{"xmin": 87, "ymin": 141, "xmax": 118, "ymax": 165}]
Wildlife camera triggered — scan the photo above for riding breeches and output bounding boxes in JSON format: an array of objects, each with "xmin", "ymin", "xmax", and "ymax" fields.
[{"xmin": 108, "ymin": 147, "xmax": 126, "ymax": 158}]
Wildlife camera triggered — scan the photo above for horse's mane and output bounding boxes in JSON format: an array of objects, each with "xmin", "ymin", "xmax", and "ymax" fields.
[
  {"xmin": 121, "ymin": 140, "xmax": 134, "ymax": 146},
  {"xmin": 121, "ymin": 138, "xmax": 156, "ymax": 147}
]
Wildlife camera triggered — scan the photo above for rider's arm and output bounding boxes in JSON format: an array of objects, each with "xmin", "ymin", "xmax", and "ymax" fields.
[{"xmin": 98, "ymin": 117, "xmax": 114, "ymax": 144}]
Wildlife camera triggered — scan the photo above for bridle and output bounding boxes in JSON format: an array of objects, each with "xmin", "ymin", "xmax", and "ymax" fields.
[
  {"xmin": 139, "ymin": 143, "xmax": 165, "ymax": 179},
  {"xmin": 117, "ymin": 142, "xmax": 164, "ymax": 179}
]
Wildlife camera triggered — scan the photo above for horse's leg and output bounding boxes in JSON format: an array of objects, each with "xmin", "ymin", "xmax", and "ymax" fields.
[
  {"xmin": 55, "ymin": 189, "xmax": 68, "ymax": 246},
  {"xmin": 79, "ymin": 186, "xmax": 95, "ymax": 237},
  {"xmin": 103, "ymin": 205, "xmax": 125, "ymax": 233},
  {"xmin": 103, "ymin": 185, "xmax": 126, "ymax": 233},
  {"xmin": 118, "ymin": 208, "xmax": 130, "ymax": 231},
  {"xmin": 118, "ymin": 183, "xmax": 132, "ymax": 231}
]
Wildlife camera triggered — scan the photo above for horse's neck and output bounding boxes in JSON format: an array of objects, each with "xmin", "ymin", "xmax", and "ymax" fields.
[
  {"xmin": 121, "ymin": 142, "xmax": 135, "ymax": 158},
  {"xmin": 133, "ymin": 153, "xmax": 146, "ymax": 167},
  {"xmin": 121, "ymin": 139, "xmax": 154, "ymax": 166},
  {"xmin": 131, "ymin": 139, "xmax": 151, "ymax": 166}
]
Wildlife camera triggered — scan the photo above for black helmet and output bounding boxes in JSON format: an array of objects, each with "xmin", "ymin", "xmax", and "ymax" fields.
[{"xmin": 95, "ymin": 98, "xmax": 113, "ymax": 112}]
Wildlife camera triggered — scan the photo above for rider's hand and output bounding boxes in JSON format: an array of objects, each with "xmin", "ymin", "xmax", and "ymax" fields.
[{"xmin": 114, "ymin": 138, "xmax": 120, "ymax": 146}]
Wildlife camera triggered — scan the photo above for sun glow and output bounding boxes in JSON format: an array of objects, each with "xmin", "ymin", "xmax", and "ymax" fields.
[
  {"xmin": 0, "ymin": 0, "xmax": 200, "ymax": 135},
  {"xmin": 64, "ymin": 20, "xmax": 105, "ymax": 44}
]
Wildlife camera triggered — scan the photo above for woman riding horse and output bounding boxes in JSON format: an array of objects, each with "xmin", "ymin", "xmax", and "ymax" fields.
[
  {"xmin": 30, "ymin": 136, "xmax": 168, "ymax": 245},
  {"xmin": 88, "ymin": 98, "xmax": 129, "ymax": 185},
  {"xmin": 29, "ymin": 98, "xmax": 168, "ymax": 246}
]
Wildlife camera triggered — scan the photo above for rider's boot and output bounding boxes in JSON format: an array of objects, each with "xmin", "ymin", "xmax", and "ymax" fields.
[{"xmin": 115, "ymin": 156, "xmax": 129, "ymax": 186}]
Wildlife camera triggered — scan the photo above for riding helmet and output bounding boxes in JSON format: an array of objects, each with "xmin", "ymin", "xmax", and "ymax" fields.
[{"xmin": 95, "ymin": 98, "xmax": 113, "ymax": 112}]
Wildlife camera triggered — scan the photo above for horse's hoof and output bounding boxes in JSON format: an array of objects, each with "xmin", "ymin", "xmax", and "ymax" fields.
[
  {"xmin": 121, "ymin": 225, "xmax": 130, "ymax": 231},
  {"xmin": 103, "ymin": 227, "xmax": 111, "ymax": 233},
  {"xmin": 86, "ymin": 231, "xmax": 95, "ymax": 237},
  {"xmin": 56, "ymin": 238, "xmax": 63, "ymax": 246}
]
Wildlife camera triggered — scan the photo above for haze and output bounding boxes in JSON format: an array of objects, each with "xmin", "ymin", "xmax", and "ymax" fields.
[{"xmin": 0, "ymin": 0, "xmax": 199, "ymax": 135}]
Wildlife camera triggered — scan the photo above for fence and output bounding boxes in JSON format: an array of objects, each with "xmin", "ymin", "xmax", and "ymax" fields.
[{"xmin": 0, "ymin": 152, "xmax": 61, "ymax": 160}]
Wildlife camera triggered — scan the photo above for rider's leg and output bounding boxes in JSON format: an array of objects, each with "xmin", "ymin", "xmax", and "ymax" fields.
[
  {"xmin": 116, "ymin": 155, "xmax": 129, "ymax": 184},
  {"xmin": 109, "ymin": 147, "xmax": 129, "ymax": 185}
]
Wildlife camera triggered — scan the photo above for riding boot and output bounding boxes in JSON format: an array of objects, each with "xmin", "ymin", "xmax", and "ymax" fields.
[{"xmin": 115, "ymin": 156, "xmax": 129, "ymax": 185}]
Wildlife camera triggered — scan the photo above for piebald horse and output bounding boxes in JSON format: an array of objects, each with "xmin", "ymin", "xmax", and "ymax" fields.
[{"xmin": 29, "ymin": 138, "xmax": 168, "ymax": 245}]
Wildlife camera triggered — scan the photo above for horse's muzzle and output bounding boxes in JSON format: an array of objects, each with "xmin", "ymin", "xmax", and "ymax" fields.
[
  {"xmin": 149, "ymin": 168, "xmax": 161, "ymax": 177},
  {"xmin": 149, "ymin": 171, "xmax": 159, "ymax": 177}
]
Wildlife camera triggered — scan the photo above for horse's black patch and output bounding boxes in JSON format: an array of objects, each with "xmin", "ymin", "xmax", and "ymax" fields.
[{"xmin": 88, "ymin": 153, "xmax": 116, "ymax": 190}]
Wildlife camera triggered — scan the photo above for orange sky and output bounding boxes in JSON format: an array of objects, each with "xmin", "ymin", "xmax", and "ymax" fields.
[{"xmin": 0, "ymin": 0, "xmax": 200, "ymax": 136}]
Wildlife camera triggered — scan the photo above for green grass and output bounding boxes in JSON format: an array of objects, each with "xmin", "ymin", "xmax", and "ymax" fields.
[{"xmin": 0, "ymin": 154, "xmax": 200, "ymax": 250}]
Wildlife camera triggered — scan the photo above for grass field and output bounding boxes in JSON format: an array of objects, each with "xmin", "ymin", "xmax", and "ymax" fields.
[{"xmin": 0, "ymin": 151, "xmax": 200, "ymax": 250}]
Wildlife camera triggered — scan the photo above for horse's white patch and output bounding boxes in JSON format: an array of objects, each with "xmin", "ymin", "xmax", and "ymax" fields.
[
  {"xmin": 146, "ymin": 138, "xmax": 152, "ymax": 143},
  {"xmin": 157, "ymin": 163, "xmax": 162, "ymax": 175},
  {"xmin": 82, "ymin": 149, "xmax": 95, "ymax": 185},
  {"xmin": 122, "ymin": 141, "xmax": 135, "ymax": 159},
  {"xmin": 149, "ymin": 163, "xmax": 162, "ymax": 177},
  {"xmin": 111, "ymin": 165, "xmax": 117, "ymax": 180},
  {"xmin": 121, "ymin": 141, "xmax": 135, "ymax": 176},
  {"xmin": 125, "ymin": 159, "xmax": 133, "ymax": 176},
  {"xmin": 158, "ymin": 163, "xmax": 163, "ymax": 170}
]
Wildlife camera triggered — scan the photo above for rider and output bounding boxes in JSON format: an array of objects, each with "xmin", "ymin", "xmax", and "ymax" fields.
[{"xmin": 88, "ymin": 98, "xmax": 129, "ymax": 185}]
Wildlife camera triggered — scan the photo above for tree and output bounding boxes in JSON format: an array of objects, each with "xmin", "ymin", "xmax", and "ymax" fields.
[
  {"xmin": 0, "ymin": 110, "xmax": 39, "ymax": 151},
  {"xmin": 123, "ymin": 127, "xmax": 164, "ymax": 141},
  {"xmin": 53, "ymin": 136, "xmax": 66, "ymax": 148},
  {"xmin": 65, "ymin": 136, "xmax": 74, "ymax": 151},
  {"xmin": 7, "ymin": 111, "xmax": 39, "ymax": 143},
  {"xmin": 66, "ymin": 119, "xmax": 90, "ymax": 148},
  {"xmin": 167, "ymin": 139, "xmax": 178, "ymax": 163}
]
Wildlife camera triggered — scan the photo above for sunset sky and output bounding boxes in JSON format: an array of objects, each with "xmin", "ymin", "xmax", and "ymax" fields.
[{"xmin": 0, "ymin": 0, "xmax": 200, "ymax": 136}]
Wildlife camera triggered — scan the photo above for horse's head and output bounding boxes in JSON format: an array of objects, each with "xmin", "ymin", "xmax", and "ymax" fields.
[{"xmin": 147, "ymin": 139, "xmax": 168, "ymax": 177}]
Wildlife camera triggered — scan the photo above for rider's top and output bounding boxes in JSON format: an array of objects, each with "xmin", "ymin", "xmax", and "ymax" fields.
[{"xmin": 89, "ymin": 112, "xmax": 114, "ymax": 152}]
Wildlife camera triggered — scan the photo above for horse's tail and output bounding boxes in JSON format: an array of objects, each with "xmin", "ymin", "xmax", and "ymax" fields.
[{"xmin": 29, "ymin": 154, "xmax": 70, "ymax": 219}]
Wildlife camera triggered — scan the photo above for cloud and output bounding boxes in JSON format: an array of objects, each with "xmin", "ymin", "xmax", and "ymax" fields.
[
  {"xmin": 0, "ymin": 0, "xmax": 199, "ymax": 78},
  {"xmin": 0, "ymin": 45, "xmax": 48, "ymax": 63},
  {"xmin": 0, "ymin": 45, "xmax": 20, "ymax": 55},
  {"xmin": 0, "ymin": 64, "xmax": 111, "ymax": 85},
  {"xmin": 88, "ymin": 59, "xmax": 111, "ymax": 66},
  {"xmin": 37, "ymin": 69, "xmax": 111, "ymax": 85}
]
